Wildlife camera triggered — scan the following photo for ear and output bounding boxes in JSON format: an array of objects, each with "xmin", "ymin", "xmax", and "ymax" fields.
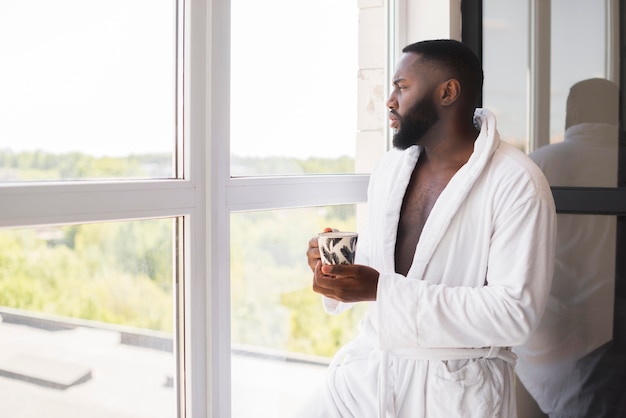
[{"xmin": 439, "ymin": 79, "xmax": 461, "ymax": 106}]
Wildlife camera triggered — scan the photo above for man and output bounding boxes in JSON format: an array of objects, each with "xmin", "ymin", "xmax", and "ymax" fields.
[
  {"xmin": 515, "ymin": 78, "xmax": 621, "ymax": 417},
  {"xmin": 303, "ymin": 39, "xmax": 556, "ymax": 417}
]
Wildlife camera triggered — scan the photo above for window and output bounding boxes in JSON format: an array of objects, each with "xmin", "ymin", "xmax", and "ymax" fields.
[
  {"xmin": 230, "ymin": 0, "xmax": 359, "ymax": 176},
  {"xmin": 230, "ymin": 206, "xmax": 366, "ymax": 417},
  {"xmin": 0, "ymin": 1, "xmax": 195, "ymax": 417},
  {"xmin": 549, "ymin": 0, "xmax": 610, "ymax": 144},
  {"xmin": 0, "ymin": 220, "xmax": 177, "ymax": 417},
  {"xmin": 226, "ymin": 0, "xmax": 384, "ymax": 416},
  {"xmin": 482, "ymin": 0, "xmax": 529, "ymax": 150},
  {"xmin": 0, "ymin": 0, "xmax": 177, "ymax": 181}
]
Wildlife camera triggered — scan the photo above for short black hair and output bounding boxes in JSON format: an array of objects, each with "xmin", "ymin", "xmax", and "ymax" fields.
[{"xmin": 402, "ymin": 39, "xmax": 483, "ymax": 108}]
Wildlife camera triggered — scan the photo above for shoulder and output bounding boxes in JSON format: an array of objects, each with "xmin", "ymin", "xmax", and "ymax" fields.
[
  {"xmin": 493, "ymin": 142, "xmax": 548, "ymax": 185},
  {"xmin": 486, "ymin": 141, "xmax": 554, "ymax": 208}
]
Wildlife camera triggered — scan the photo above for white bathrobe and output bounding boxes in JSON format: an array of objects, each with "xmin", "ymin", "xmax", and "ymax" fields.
[{"xmin": 301, "ymin": 109, "xmax": 556, "ymax": 418}]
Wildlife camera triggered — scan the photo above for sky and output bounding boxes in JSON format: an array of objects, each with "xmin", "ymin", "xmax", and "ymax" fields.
[
  {"xmin": 0, "ymin": 0, "xmax": 358, "ymax": 160},
  {"xmin": 230, "ymin": 0, "xmax": 359, "ymax": 159},
  {"xmin": 0, "ymin": 0, "xmax": 177, "ymax": 157},
  {"xmin": 0, "ymin": 0, "xmax": 609, "ymax": 158}
]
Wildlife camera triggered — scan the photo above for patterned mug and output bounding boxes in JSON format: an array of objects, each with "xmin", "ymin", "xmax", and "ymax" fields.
[{"xmin": 317, "ymin": 231, "xmax": 358, "ymax": 265}]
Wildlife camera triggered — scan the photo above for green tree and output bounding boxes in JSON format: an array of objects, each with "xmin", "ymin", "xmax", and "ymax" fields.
[
  {"xmin": 0, "ymin": 221, "xmax": 173, "ymax": 332},
  {"xmin": 230, "ymin": 205, "xmax": 364, "ymax": 357},
  {"xmin": 0, "ymin": 150, "xmax": 362, "ymax": 356}
]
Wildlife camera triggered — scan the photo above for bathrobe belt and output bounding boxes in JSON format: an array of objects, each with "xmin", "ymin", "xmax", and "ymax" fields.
[{"xmin": 377, "ymin": 346, "xmax": 516, "ymax": 418}]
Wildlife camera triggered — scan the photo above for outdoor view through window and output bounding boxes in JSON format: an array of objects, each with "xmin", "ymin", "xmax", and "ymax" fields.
[
  {"xmin": 229, "ymin": 0, "xmax": 368, "ymax": 416},
  {"xmin": 0, "ymin": 0, "xmax": 176, "ymax": 181},
  {"xmin": 0, "ymin": 1, "xmax": 179, "ymax": 417},
  {"xmin": 1, "ymin": 0, "xmax": 371, "ymax": 416},
  {"xmin": 0, "ymin": 220, "xmax": 177, "ymax": 418},
  {"xmin": 230, "ymin": 0, "xmax": 359, "ymax": 177}
]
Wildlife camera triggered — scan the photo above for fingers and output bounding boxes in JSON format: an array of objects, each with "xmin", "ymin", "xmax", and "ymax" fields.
[
  {"xmin": 313, "ymin": 261, "xmax": 339, "ymax": 290},
  {"xmin": 306, "ymin": 228, "xmax": 335, "ymax": 272},
  {"xmin": 320, "ymin": 263, "xmax": 355, "ymax": 277},
  {"xmin": 313, "ymin": 263, "xmax": 368, "ymax": 302},
  {"xmin": 306, "ymin": 236, "xmax": 321, "ymax": 272},
  {"xmin": 314, "ymin": 264, "xmax": 349, "ymax": 298},
  {"xmin": 315, "ymin": 264, "xmax": 379, "ymax": 302},
  {"xmin": 312, "ymin": 261, "xmax": 330, "ymax": 296}
]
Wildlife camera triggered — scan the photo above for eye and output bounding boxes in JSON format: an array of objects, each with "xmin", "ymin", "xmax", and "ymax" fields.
[{"xmin": 392, "ymin": 81, "xmax": 408, "ymax": 92}]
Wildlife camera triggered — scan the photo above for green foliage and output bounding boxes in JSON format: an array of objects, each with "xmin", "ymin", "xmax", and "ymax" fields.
[
  {"xmin": 1, "ymin": 149, "xmax": 354, "ymax": 179},
  {"xmin": 0, "ymin": 149, "xmax": 362, "ymax": 358},
  {"xmin": 230, "ymin": 206, "xmax": 365, "ymax": 358},
  {"xmin": 281, "ymin": 287, "xmax": 366, "ymax": 357},
  {"xmin": 231, "ymin": 155, "xmax": 354, "ymax": 176},
  {"xmin": 0, "ymin": 220, "xmax": 173, "ymax": 332},
  {"xmin": 0, "ymin": 149, "xmax": 170, "ymax": 180}
]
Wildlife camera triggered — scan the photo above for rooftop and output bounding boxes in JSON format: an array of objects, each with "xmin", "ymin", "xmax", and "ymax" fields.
[{"xmin": 0, "ymin": 309, "xmax": 327, "ymax": 418}]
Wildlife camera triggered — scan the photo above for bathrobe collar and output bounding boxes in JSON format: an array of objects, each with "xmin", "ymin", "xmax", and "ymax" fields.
[{"xmin": 383, "ymin": 108, "xmax": 501, "ymax": 278}]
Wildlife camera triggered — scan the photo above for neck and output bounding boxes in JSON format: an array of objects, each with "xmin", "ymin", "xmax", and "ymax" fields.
[{"xmin": 418, "ymin": 117, "xmax": 477, "ymax": 170}]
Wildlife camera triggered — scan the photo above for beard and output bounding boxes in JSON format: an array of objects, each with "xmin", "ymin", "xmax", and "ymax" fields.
[{"xmin": 392, "ymin": 92, "xmax": 439, "ymax": 150}]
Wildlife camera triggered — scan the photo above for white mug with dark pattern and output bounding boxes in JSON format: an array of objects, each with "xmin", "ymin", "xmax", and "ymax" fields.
[{"xmin": 317, "ymin": 231, "xmax": 358, "ymax": 265}]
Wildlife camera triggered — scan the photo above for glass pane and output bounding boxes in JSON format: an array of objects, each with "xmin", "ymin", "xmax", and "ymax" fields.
[
  {"xmin": 230, "ymin": 206, "xmax": 366, "ymax": 417},
  {"xmin": 550, "ymin": 0, "xmax": 608, "ymax": 144},
  {"xmin": 515, "ymin": 214, "xmax": 618, "ymax": 417},
  {"xmin": 482, "ymin": 0, "xmax": 529, "ymax": 150},
  {"xmin": 0, "ymin": 0, "xmax": 176, "ymax": 181},
  {"xmin": 531, "ymin": 0, "xmax": 619, "ymax": 188},
  {"xmin": 0, "ymin": 219, "xmax": 178, "ymax": 417},
  {"xmin": 530, "ymin": 79, "xmax": 618, "ymax": 189},
  {"xmin": 230, "ymin": 0, "xmax": 359, "ymax": 176}
]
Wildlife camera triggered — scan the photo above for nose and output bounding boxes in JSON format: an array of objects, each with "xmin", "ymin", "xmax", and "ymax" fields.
[{"xmin": 386, "ymin": 91, "xmax": 397, "ymax": 110}]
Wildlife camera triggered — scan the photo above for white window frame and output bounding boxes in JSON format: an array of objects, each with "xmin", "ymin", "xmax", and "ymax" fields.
[{"xmin": 0, "ymin": 0, "xmax": 205, "ymax": 416}]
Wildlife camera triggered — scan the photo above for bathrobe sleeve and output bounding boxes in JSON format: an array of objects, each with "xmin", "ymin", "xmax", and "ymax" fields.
[
  {"xmin": 322, "ymin": 294, "xmax": 355, "ymax": 314},
  {"xmin": 376, "ymin": 173, "xmax": 557, "ymax": 349}
]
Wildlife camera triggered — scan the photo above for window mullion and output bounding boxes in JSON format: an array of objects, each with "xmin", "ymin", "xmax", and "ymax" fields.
[
  {"xmin": 528, "ymin": 0, "xmax": 551, "ymax": 152},
  {"xmin": 0, "ymin": 180, "xmax": 196, "ymax": 228},
  {"xmin": 226, "ymin": 175, "xmax": 369, "ymax": 212}
]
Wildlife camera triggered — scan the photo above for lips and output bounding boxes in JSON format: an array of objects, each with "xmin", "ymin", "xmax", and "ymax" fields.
[{"xmin": 389, "ymin": 112, "xmax": 400, "ymax": 129}]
